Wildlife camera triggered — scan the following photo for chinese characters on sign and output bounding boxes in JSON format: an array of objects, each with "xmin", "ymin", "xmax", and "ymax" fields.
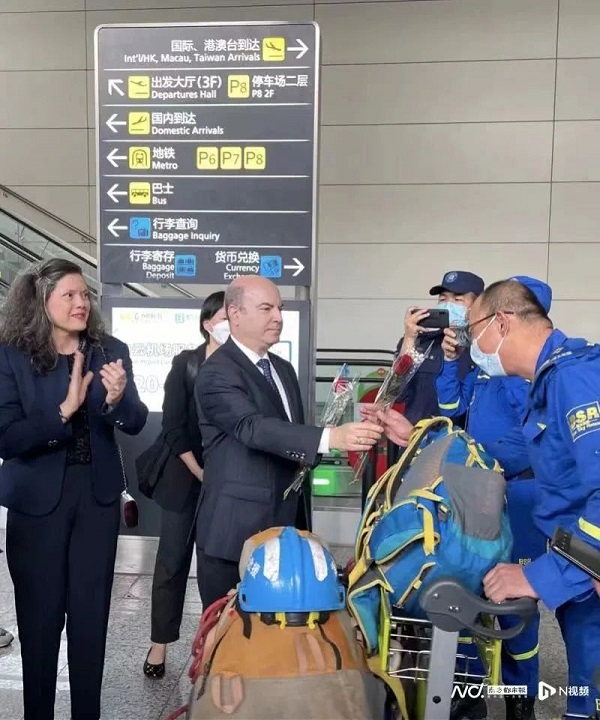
[
  {"xmin": 95, "ymin": 23, "xmax": 319, "ymax": 285},
  {"xmin": 110, "ymin": 305, "xmax": 301, "ymax": 411}
]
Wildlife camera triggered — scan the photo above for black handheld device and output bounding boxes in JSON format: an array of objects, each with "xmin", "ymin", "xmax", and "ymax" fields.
[
  {"xmin": 413, "ymin": 308, "xmax": 450, "ymax": 329},
  {"xmin": 551, "ymin": 527, "xmax": 600, "ymax": 582}
]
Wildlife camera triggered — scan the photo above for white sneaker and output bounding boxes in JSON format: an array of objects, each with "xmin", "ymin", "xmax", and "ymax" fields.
[{"xmin": 0, "ymin": 628, "xmax": 14, "ymax": 648}]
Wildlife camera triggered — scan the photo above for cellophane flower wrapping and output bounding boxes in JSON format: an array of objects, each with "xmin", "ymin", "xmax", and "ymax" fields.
[
  {"xmin": 352, "ymin": 340, "xmax": 434, "ymax": 484},
  {"xmin": 283, "ymin": 363, "xmax": 359, "ymax": 499}
]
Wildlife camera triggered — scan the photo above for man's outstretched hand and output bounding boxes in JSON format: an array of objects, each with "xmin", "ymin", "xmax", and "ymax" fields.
[
  {"xmin": 359, "ymin": 406, "xmax": 414, "ymax": 447},
  {"xmin": 329, "ymin": 421, "xmax": 383, "ymax": 452}
]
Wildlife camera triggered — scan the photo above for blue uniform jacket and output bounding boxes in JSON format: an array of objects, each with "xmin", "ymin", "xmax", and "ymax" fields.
[
  {"xmin": 521, "ymin": 329, "xmax": 600, "ymax": 609},
  {"xmin": 0, "ymin": 336, "xmax": 148, "ymax": 516},
  {"xmin": 396, "ymin": 333, "xmax": 474, "ymax": 426},
  {"xmin": 435, "ymin": 359, "xmax": 531, "ymax": 479}
]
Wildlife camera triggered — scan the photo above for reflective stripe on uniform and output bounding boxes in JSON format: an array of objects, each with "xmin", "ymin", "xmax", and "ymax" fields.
[
  {"xmin": 506, "ymin": 643, "xmax": 539, "ymax": 661},
  {"xmin": 439, "ymin": 399, "xmax": 460, "ymax": 410},
  {"xmin": 579, "ymin": 517, "xmax": 600, "ymax": 542}
]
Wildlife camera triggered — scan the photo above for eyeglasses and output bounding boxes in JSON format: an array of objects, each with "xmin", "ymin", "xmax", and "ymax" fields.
[{"xmin": 464, "ymin": 311, "xmax": 514, "ymax": 343}]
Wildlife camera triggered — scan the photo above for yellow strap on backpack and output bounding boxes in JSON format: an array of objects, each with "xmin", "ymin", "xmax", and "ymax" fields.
[{"xmin": 355, "ymin": 417, "xmax": 454, "ymax": 558}]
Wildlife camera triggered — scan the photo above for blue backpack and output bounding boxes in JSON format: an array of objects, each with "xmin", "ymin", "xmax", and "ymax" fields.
[{"xmin": 347, "ymin": 416, "xmax": 513, "ymax": 696}]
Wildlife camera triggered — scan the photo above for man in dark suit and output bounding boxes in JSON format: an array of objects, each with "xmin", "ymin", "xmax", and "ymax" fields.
[{"xmin": 195, "ymin": 276, "xmax": 382, "ymax": 607}]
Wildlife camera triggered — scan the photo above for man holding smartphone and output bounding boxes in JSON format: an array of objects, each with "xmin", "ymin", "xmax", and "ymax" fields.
[
  {"xmin": 391, "ymin": 271, "xmax": 484, "ymax": 459},
  {"xmin": 368, "ymin": 279, "xmax": 600, "ymax": 720},
  {"xmin": 435, "ymin": 276, "xmax": 552, "ymax": 720}
]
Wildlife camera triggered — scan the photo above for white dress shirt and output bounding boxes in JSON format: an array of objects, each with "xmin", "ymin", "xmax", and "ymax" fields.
[{"xmin": 231, "ymin": 336, "xmax": 330, "ymax": 454}]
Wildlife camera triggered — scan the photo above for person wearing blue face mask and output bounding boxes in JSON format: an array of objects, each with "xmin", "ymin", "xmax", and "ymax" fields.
[
  {"xmin": 363, "ymin": 274, "xmax": 600, "ymax": 719},
  {"xmin": 390, "ymin": 271, "xmax": 484, "ymax": 466},
  {"xmin": 435, "ymin": 276, "xmax": 552, "ymax": 720}
]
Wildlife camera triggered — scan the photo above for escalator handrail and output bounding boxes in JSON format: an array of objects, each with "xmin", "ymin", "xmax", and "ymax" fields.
[
  {"xmin": 0, "ymin": 232, "xmax": 39, "ymax": 264},
  {"xmin": 0, "ymin": 231, "xmax": 158, "ymax": 298},
  {"xmin": 0, "ymin": 185, "xmax": 195, "ymax": 299},
  {"xmin": 0, "ymin": 183, "xmax": 96, "ymax": 246}
]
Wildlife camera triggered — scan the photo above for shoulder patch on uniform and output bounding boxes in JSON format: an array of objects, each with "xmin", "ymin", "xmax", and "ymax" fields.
[{"xmin": 566, "ymin": 401, "xmax": 600, "ymax": 442}]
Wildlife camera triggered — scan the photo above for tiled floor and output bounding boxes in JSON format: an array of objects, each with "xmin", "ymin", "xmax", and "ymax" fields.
[{"xmin": 0, "ymin": 533, "xmax": 571, "ymax": 720}]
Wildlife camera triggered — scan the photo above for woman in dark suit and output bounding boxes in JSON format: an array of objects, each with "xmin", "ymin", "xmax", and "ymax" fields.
[
  {"xmin": 0, "ymin": 258, "xmax": 148, "ymax": 720},
  {"xmin": 144, "ymin": 291, "xmax": 227, "ymax": 677}
]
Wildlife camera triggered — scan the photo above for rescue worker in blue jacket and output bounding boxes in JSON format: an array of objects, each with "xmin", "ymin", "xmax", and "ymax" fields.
[
  {"xmin": 365, "ymin": 278, "xmax": 600, "ymax": 720},
  {"xmin": 469, "ymin": 279, "xmax": 600, "ymax": 720},
  {"xmin": 435, "ymin": 276, "xmax": 552, "ymax": 720},
  {"xmin": 389, "ymin": 271, "xmax": 482, "ymax": 463}
]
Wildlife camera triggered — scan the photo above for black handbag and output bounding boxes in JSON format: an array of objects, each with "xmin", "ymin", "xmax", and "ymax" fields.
[
  {"xmin": 135, "ymin": 349, "xmax": 202, "ymax": 506},
  {"xmin": 99, "ymin": 342, "xmax": 139, "ymax": 528},
  {"xmin": 134, "ymin": 433, "xmax": 172, "ymax": 500}
]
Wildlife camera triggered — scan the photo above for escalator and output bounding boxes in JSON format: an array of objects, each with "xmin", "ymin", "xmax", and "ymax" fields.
[{"xmin": 0, "ymin": 183, "xmax": 196, "ymax": 299}]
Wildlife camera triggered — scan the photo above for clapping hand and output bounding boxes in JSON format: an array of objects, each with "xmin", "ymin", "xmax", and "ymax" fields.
[
  {"xmin": 100, "ymin": 358, "xmax": 127, "ymax": 406},
  {"xmin": 59, "ymin": 351, "xmax": 93, "ymax": 422}
]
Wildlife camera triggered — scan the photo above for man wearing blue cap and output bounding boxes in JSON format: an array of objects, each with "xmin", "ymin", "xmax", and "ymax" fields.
[
  {"xmin": 363, "ymin": 277, "xmax": 600, "ymax": 719},
  {"xmin": 393, "ymin": 271, "xmax": 484, "ymax": 434},
  {"xmin": 435, "ymin": 276, "xmax": 551, "ymax": 720}
]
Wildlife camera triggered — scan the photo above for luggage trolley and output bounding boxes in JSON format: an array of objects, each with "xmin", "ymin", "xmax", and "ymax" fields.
[{"xmin": 380, "ymin": 578, "xmax": 537, "ymax": 720}]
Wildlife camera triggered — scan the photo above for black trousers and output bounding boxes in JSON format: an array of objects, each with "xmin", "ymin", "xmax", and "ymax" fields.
[
  {"xmin": 196, "ymin": 492, "xmax": 310, "ymax": 610},
  {"xmin": 196, "ymin": 549, "xmax": 239, "ymax": 610},
  {"xmin": 6, "ymin": 464, "xmax": 120, "ymax": 720},
  {"xmin": 150, "ymin": 490, "xmax": 199, "ymax": 643}
]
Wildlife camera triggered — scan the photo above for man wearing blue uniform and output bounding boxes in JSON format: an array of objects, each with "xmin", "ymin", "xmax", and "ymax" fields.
[
  {"xmin": 435, "ymin": 276, "xmax": 552, "ymax": 720},
  {"xmin": 473, "ymin": 279, "xmax": 600, "ymax": 720},
  {"xmin": 389, "ymin": 271, "xmax": 482, "ymax": 465},
  {"xmin": 366, "ymin": 278, "xmax": 600, "ymax": 720}
]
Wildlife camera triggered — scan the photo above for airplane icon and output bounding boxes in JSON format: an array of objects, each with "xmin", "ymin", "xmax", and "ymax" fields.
[
  {"xmin": 262, "ymin": 37, "xmax": 285, "ymax": 62},
  {"xmin": 128, "ymin": 112, "xmax": 150, "ymax": 134},
  {"xmin": 128, "ymin": 76, "xmax": 150, "ymax": 99}
]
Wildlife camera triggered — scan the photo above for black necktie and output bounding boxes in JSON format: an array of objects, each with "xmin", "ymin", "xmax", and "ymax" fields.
[{"xmin": 257, "ymin": 358, "xmax": 283, "ymax": 404}]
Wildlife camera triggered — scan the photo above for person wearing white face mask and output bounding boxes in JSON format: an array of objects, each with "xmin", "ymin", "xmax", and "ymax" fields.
[
  {"xmin": 144, "ymin": 291, "xmax": 228, "ymax": 678},
  {"xmin": 436, "ymin": 277, "xmax": 552, "ymax": 720}
]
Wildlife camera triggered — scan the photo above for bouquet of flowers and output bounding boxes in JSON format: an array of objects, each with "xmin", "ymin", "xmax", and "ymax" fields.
[
  {"xmin": 283, "ymin": 363, "xmax": 359, "ymax": 499},
  {"xmin": 351, "ymin": 340, "xmax": 434, "ymax": 484}
]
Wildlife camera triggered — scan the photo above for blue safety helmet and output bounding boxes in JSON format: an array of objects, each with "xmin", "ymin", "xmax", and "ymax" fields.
[{"xmin": 238, "ymin": 527, "xmax": 346, "ymax": 614}]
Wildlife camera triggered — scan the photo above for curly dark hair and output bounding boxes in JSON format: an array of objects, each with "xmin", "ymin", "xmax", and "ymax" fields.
[{"xmin": 0, "ymin": 258, "xmax": 106, "ymax": 374}]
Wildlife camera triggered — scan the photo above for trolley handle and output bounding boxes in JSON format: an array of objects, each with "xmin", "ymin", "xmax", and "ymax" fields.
[{"xmin": 419, "ymin": 577, "xmax": 537, "ymax": 641}]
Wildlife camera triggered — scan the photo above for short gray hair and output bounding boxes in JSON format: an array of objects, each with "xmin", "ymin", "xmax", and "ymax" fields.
[{"xmin": 225, "ymin": 284, "xmax": 245, "ymax": 312}]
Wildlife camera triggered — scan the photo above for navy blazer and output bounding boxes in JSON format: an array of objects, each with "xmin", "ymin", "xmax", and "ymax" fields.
[
  {"xmin": 0, "ymin": 336, "xmax": 148, "ymax": 516},
  {"xmin": 195, "ymin": 338, "xmax": 322, "ymax": 563}
]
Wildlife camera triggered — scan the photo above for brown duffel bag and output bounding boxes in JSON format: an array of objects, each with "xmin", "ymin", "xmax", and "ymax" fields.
[{"xmin": 168, "ymin": 527, "xmax": 386, "ymax": 720}]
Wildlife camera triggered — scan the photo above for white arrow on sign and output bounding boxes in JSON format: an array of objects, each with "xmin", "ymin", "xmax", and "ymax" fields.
[
  {"xmin": 287, "ymin": 39, "xmax": 308, "ymax": 59},
  {"xmin": 106, "ymin": 113, "xmax": 126, "ymax": 134},
  {"xmin": 284, "ymin": 258, "xmax": 305, "ymax": 277},
  {"xmin": 107, "ymin": 184, "xmax": 127, "ymax": 203},
  {"xmin": 107, "ymin": 148, "xmax": 127, "ymax": 167},
  {"xmin": 108, "ymin": 79, "xmax": 125, "ymax": 96},
  {"xmin": 108, "ymin": 219, "xmax": 128, "ymax": 237}
]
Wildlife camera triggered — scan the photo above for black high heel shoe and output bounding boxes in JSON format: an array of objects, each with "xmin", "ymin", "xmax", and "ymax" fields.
[{"xmin": 143, "ymin": 648, "xmax": 166, "ymax": 678}]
